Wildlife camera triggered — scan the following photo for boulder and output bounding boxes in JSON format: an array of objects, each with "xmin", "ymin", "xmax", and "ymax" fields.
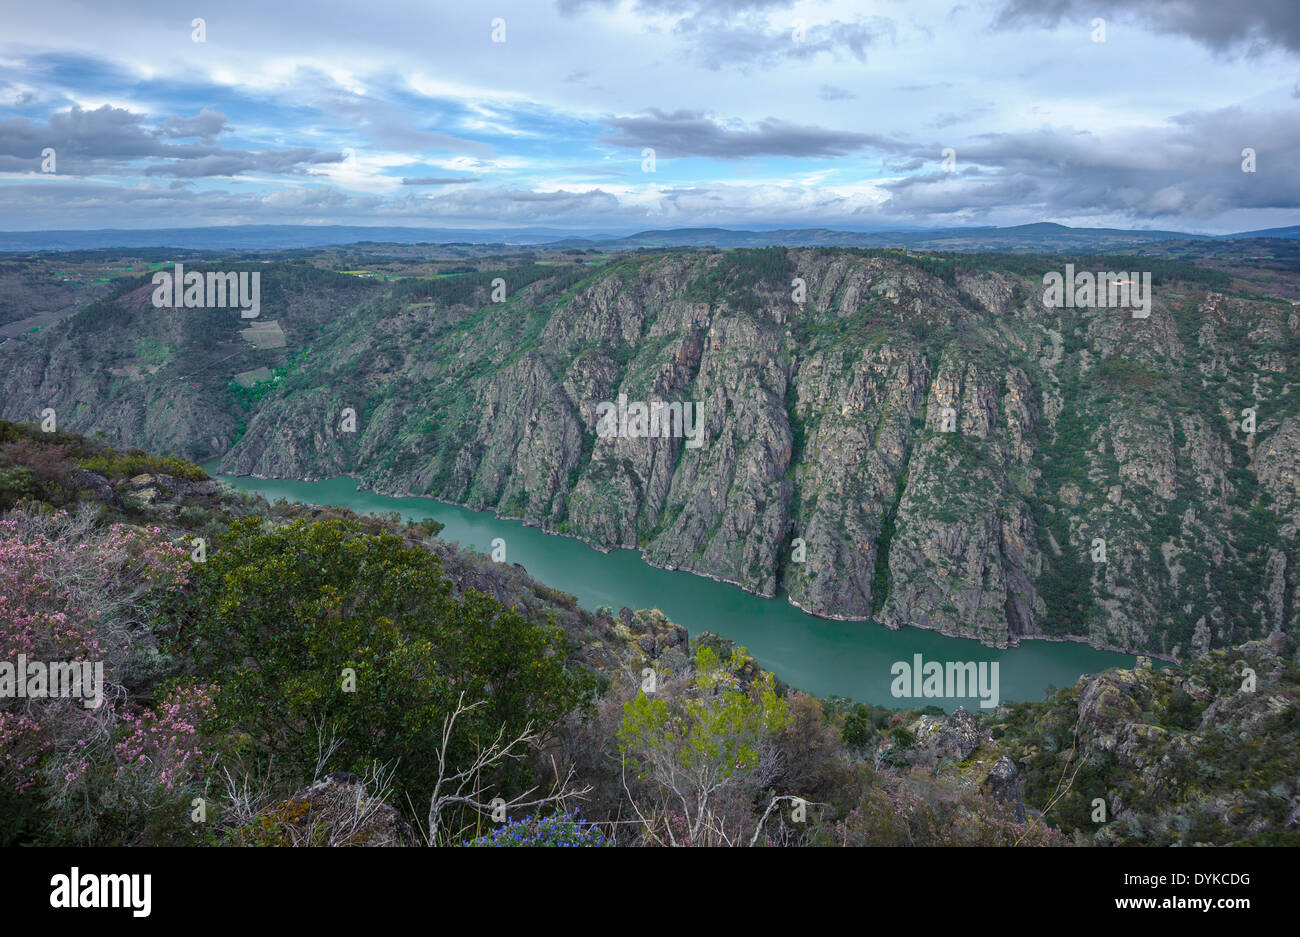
[
  {"xmin": 983, "ymin": 755, "xmax": 1026, "ymax": 823},
  {"xmin": 69, "ymin": 469, "xmax": 123, "ymax": 509},
  {"xmin": 264, "ymin": 772, "xmax": 416, "ymax": 847},
  {"xmin": 924, "ymin": 706, "xmax": 983, "ymax": 761}
]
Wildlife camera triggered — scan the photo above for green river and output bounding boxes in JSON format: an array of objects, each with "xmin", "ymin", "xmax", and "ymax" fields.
[{"xmin": 210, "ymin": 470, "xmax": 1145, "ymax": 710}]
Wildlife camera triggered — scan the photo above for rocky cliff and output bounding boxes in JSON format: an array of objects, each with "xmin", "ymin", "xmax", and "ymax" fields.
[{"xmin": 3, "ymin": 249, "xmax": 1296, "ymax": 655}]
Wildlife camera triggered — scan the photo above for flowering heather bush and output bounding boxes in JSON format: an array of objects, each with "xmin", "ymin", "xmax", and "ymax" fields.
[
  {"xmin": 114, "ymin": 682, "xmax": 217, "ymax": 791},
  {"xmin": 460, "ymin": 810, "xmax": 607, "ymax": 847},
  {"xmin": 0, "ymin": 507, "xmax": 202, "ymax": 843},
  {"xmin": 40, "ymin": 679, "xmax": 218, "ymax": 846}
]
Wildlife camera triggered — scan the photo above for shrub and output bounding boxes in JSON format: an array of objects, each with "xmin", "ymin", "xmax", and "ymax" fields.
[
  {"xmin": 166, "ymin": 516, "xmax": 589, "ymax": 812},
  {"xmin": 842, "ymin": 704, "xmax": 877, "ymax": 750},
  {"xmin": 832, "ymin": 771, "xmax": 1070, "ymax": 847},
  {"xmin": 890, "ymin": 726, "xmax": 916, "ymax": 749},
  {"xmin": 77, "ymin": 449, "xmax": 207, "ymax": 482},
  {"xmin": 0, "ymin": 466, "xmax": 38, "ymax": 510},
  {"xmin": 618, "ymin": 645, "xmax": 788, "ymax": 845},
  {"xmin": 0, "ymin": 507, "xmax": 196, "ymax": 844}
]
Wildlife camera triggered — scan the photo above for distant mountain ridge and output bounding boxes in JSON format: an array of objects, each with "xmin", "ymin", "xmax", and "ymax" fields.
[
  {"xmin": 1, "ymin": 220, "xmax": 1298, "ymax": 253},
  {"xmin": 545, "ymin": 222, "xmax": 1220, "ymax": 252},
  {"xmin": 0, "ymin": 225, "xmax": 594, "ymax": 252}
]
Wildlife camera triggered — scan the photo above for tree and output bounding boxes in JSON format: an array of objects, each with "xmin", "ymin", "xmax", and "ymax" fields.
[
  {"xmin": 618, "ymin": 645, "xmax": 787, "ymax": 846},
  {"xmin": 842, "ymin": 704, "xmax": 876, "ymax": 750},
  {"xmin": 168, "ymin": 516, "xmax": 588, "ymax": 812}
]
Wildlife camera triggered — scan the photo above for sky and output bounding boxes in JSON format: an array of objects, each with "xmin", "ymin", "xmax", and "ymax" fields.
[{"xmin": 1, "ymin": 0, "xmax": 1298, "ymax": 234}]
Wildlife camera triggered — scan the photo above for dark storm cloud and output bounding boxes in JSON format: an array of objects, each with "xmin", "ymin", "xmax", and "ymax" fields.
[
  {"xmin": 601, "ymin": 109, "xmax": 907, "ymax": 159},
  {"xmin": 994, "ymin": 0, "xmax": 1300, "ymax": 56}
]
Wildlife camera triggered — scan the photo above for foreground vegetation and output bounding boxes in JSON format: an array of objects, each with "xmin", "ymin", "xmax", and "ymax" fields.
[{"xmin": 2, "ymin": 421, "xmax": 1297, "ymax": 846}]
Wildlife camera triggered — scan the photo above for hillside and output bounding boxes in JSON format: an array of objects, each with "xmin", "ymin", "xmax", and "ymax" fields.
[
  {"xmin": 2, "ymin": 248, "xmax": 1298, "ymax": 657},
  {"xmin": 2, "ymin": 421, "xmax": 1296, "ymax": 847}
]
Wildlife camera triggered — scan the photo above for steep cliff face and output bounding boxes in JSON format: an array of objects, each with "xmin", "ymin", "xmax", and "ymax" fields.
[
  {"xmin": 3, "ymin": 249, "xmax": 1296, "ymax": 654},
  {"xmin": 0, "ymin": 267, "xmax": 380, "ymax": 460}
]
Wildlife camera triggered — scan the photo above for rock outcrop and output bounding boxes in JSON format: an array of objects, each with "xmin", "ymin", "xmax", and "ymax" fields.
[{"xmin": 982, "ymin": 756, "xmax": 1027, "ymax": 823}]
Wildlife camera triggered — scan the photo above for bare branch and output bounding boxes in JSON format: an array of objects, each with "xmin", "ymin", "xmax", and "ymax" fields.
[{"xmin": 426, "ymin": 693, "xmax": 590, "ymax": 845}]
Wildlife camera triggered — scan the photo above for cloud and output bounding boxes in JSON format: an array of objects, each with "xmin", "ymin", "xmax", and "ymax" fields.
[
  {"xmin": 682, "ymin": 17, "xmax": 894, "ymax": 70},
  {"xmin": 875, "ymin": 105, "xmax": 1300, "ymax": 219},
  {"xmin": 601, "ymin": 109, "xmax": 906, "ymax": 159},
  {"xmin": 558, "ymin": 0, "xmax": 791, "ymax": 14},
  {"xmin": 558, "ymin": 0, "xmax": 892, "ymax": 70},
  {"xmin": 818, "ymin": 84, "xmax": 857, "ymax": 101},
  {"xmin": 0, "ymin": 3, "xmax": 1294, "ymax": 233},
  {"xmin": 561, "ymin": 166, "xmax": 627, "ymax": 176},
  {"xmin": 0, "ymin": 179, "xmax": 629, "ymax": 229},
  {"xmin": 928, "ymin": 105, "xmax": 994, "ymax": 129},
  {"xmin": 401, "ymin": 176, "xmax": 481, "ymax": 185},
  {"xmin": 993, "ymin": 0, "xmax": 1300, "ymax": 56},
  {"xmin": 0, "ymin": 105, "xmax": 342, "ymax": 177},
  {"xmin": 0, "ymin": 105, "xmax": 166, "ymax": 161},
  {"xmin": 313, "ymin": 84, "xmax": 492, "ymax": 156},
  {"xmin": 155, "ymin": 108, "xmax": 230, "ymax": 143},
  {"xmin": 143, "ymin": 147, "xmax": 345, "ymax": 178}
]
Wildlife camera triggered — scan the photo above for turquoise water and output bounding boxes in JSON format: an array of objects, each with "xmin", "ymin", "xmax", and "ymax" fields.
[{"xmin": 210, "ymin": 469, "xmax": 1144, "ymax": 709}]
